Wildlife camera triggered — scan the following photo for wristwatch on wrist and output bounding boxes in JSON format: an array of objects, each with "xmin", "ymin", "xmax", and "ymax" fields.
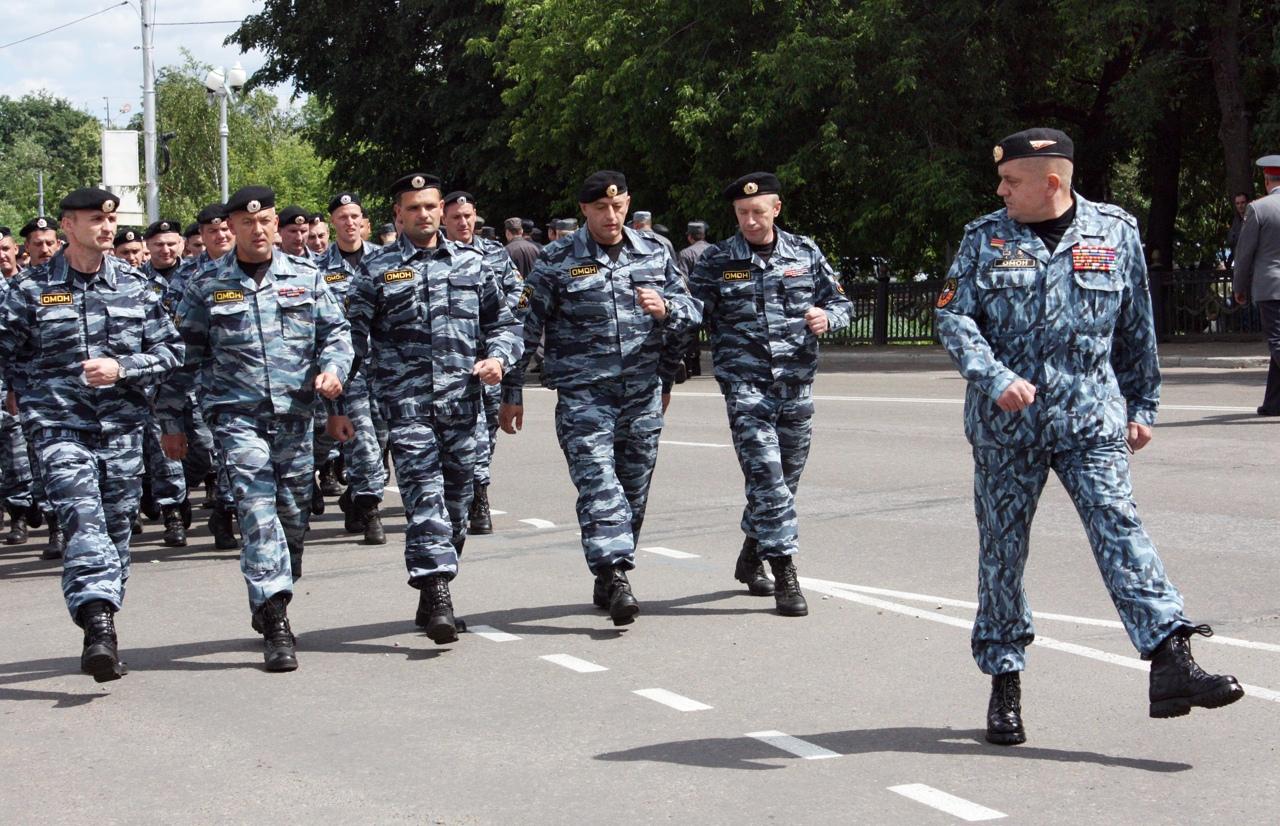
[{"xmin": 117, "ymin": 362, "xmax": 128, "ymax": 380}]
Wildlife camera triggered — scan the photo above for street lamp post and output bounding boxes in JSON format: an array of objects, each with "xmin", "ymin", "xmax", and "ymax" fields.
[{"xmin": 204, "ymin": 63, "xmax": 247, "ymax": 203}]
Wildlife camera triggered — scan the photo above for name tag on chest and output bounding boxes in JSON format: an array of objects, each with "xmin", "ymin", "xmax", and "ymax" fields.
[{"xmin": 992, "ymin": 256, "xmax": 1036, "ymax": 269}]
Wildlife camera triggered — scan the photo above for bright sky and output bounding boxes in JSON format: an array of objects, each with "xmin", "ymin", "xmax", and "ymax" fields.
[{"xmin": 0, "ymin": 0, "xmax": 299, "ymax": 122}]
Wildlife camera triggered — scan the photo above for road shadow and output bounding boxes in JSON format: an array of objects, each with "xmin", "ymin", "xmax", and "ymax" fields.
[
  {"xmin": 463, "ymin": 589, "xmax": 761, "ymax": 640},
  {"xmin": 595, "ymin": 726, "xmax": 1192, "ymax": 773}
]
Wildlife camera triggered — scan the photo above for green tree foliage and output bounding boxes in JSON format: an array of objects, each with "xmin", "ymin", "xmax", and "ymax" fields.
[
  {"xmin": 0, "ymin": 93, "xmax": 100, "ymax": 229},
  {"xmin": 232, "ymin": 0, "xmax": 1280, "ymax": 275},
  {"xmin": 130, "ymin": 53, "xmax": 333, "ymax": 224}
]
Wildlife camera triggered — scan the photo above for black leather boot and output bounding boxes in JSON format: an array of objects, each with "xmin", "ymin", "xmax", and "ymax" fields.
[
  {"xmin": 310, "ymin": 484, "xmax": 325, "ymax": 516},
  {"xmin": 734, "ymin": 536, "xmax": 774, "ymax": 596},
  {"xmin": 768, "ymin": 556, "xmax": 808, "ymax": 617},
  {"xmin": 340, "ymin": 489, "xmax": 364, "ymax": 533},
  {"xmin": 290, "ymin": 550, "xmax": 302, "ymax": 581},
  {"xmin": 414, "ymin": 575, "xmax": 459, "ymax": 644},
  {"xmin": 209, "ymin": 505, "xmax": 240, "ymax": 550},
  {"xmin": 469, "ymin": 483, "xmax": 493, "ymax": 535},
  {"xmin": 41, "ymin": 514, "xmax": 64, "ymax": 560},
  {"xmin": 130, "ymin": 514, "xmax": 143, "ymax": 535},
  {"xmin": 77, "ymin": 600, "xmax": 126, "ymax": 683},
  {"xmin": 27, "ymin": 504, "xmax": 43, "ymax": 529},
  {"xmin": 252, "ymin": 594, "xmax": 298, "ymax": 672},
  {"xmin": 986, "ymin": 672, "xmax": 1026, "ymax": 745},
  {"xmin": 179, "ymin": 497, "xmax": 192, "ymax": 529},
  {"xmin": 595, "ymin": 566, "xmax": 639, "ymax": 626},
  {"xmin": 161, "ymin": 505, "xmax": 187, "ymax": 547},
  {"xmin": 200, "ymin": 474, "xmax": 217, "ymax": 509},
  {"xmin": 363, "ymin": 506, "xmax": 386, "ymax": 545},
  {"xmin": 332, "ymin": 455, "xmax": 347, "ymax": 485},
  {"xmin": 318, "ymin": 461, "xmax": 343, "ymax": 496},
  {"xmin": 1149, "ymin": 625, "xmax": 1245, "ymax": 718},
  {"xmin": 4, "ymin": 504, "xmax": 28, "ymax": 545}
]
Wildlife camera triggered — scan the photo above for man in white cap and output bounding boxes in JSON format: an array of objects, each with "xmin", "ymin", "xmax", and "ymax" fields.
[{"xmin": 1232, "ymin": 154, "xmax": 1280, "ymax": 415}]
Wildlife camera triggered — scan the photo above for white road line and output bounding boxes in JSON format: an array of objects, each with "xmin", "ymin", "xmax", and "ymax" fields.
[
  {"xmin": 641, "ymin": 546, "xmax": 701, "ymax": 559},
  {"xmin": 633, "ymin": 688, "xmax": 712, "ymax": 712},
  {"xmin": 888, "ymin": 784, "xmax": 1006, "ymax": 822},
  {"xmin": 800, "ymin": 578, "xmax": 1280, "ymax": 705},
  {"xmin": 385, "ymin": 485, "xmax": 400, "ymax": 494},
  {"xmin": 746, "ymin": 730, "xmax": 840, "ymax": 760},
  {"xmin": 540, "ymin": 654, "xmax": 608, "ymax": 673},
  {"xmin": 671, "ymin": 390, "xmax": 1256, "ymax": 413},
  {"xmin": 468, "ymin": 625, "xmax": 521, "ymax": 643},
  {"xmin": 519, "ymin": 518, "xmax": 556, "ymax": 529},
  {"xmin": 804, "ymin": 577, "xmax": 1280, "ymax": 653},
  {"xmin": 660, "ymin": 440, "xmax": 730, "ymax": 448},
  {"xmin": 489, "ymin": 509, "xmax": 507, "ymax": 515}
]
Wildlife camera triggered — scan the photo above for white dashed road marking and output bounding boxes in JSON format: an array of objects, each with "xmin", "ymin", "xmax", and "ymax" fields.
[
  {"xmin": 888, "ymin": 784, "xmax": 1006, "ymax": 821},
  {"xmin": 519, "ymin": 518, "xmax": 556, "ymax": 529},
  {"xmin": 746, "ymin": 730, "xmax": 839, "ymax": 760},
  {"xmin": 660, "ymin": 440, "xmax": 730, "ymax": 448},
  {"xmin": 540, "ymin": 654, "xmax": 608, "ymax": 673},
  {"xmin": 468, "ymin": 625, "xmax": 521, "ymax": 643},
  {"xmin": 641, "ymin": 546, "xmax": 700, "ymax": 559},
  {"xmin": 633, "ymin": 688, "xmax": 713, "ymax": 712},
  {"xmin": 672, "ymin": 390, "xmax": 1257, "ymax": 413}
]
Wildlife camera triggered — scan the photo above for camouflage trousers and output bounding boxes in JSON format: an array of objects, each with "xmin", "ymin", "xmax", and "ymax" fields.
[
  {"xmin": 213, "ymin": 413, "xmax": 313, "ymax": 612},
  {"xmin": 472, "ymin": 383, "xmax": 502, "ymax": 487},
  {"xmin": 0, "ymin": 413, "xmax": 34, "ymax": 509},
  {"xmin": 143, "ymin": 415, "xmax": 187, "ymax": 507},
  {"xmin": 388, "ymin": 412, "xmax": 476, "ymax": 584},
  {"xmin": 186, "ymin": 394, "xmax": 234, "ymax": 506},
  {"xmin": 971, "ymin": 441, "xmax": 1192, "ymax": 674},
  {"xmin": 31, "ymin": 427, "xmax": 143, "ymax": 621},
  {"xmin": 721, "ymin": 382, "xmax": 814, "ymax": 559},
  {"xmin": 314, "ymin": 375, "xmax": 385, "ymax": 504},
  {"xmin": 554, "ymin": 377, "xmax": 663, "ymax": 575}
]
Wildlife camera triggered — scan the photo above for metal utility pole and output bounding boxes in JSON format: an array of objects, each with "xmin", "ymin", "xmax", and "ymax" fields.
[
  {"xmin": 218, "ymin": 89, "xmax": 230, "ymax": 202},
  {"xmin": 140, "ymin": 0, "xmax": 159, "ymax": 221},
  {"xmin": 37, "ymin": 171, "xmax": 45, "ymax": 216}
]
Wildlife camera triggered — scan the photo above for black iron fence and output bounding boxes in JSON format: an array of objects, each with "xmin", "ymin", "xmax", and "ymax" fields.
[{"xmin": 817, "ymin": 269, "xmax": 1262, "ymax": 345}]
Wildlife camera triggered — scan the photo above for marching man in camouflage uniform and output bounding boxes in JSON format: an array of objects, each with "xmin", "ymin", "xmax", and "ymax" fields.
[
  {"xmin": 442, "ymin": 190, "xmax": 525, "ymax": 536},
  {"xmin": 499, "ymin": 170, "xmax": 700, "ymax": 626},
  {"xmin": 687, "ymin": 172, "xmax": 853, "ymax": 618},
  {"xmin": 0, "ymin": 187, "xmax": 182, "ymax": 682},
  {"xmin": 159, "ymin": 186, "xmax": 352, "ymax": 672},
  {"xmin": 935, "ymin": 128, "xmax": 1243, "ymax": 745},
  {"xmin": 346, "ymin": 173, "xmax": 521, "ymax": 645},
  {"xmin": 316, "ymin": 191, "xmax": 388, "ymax": 545}
]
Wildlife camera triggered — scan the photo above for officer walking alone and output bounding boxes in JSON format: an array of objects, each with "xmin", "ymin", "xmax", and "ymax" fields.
[
  {"xmin": 687, "ymin": 172, "xmax": 853, "ymax": 617},
  {"xmin": 0, "ymin": 187, "xmax": 182, "ymax": 682},
  {"xmin": 936, "ymin": 128, "xmax": 1243, "ymax": 745}
]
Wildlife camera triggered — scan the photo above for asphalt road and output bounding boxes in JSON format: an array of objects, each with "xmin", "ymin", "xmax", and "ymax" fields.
[{"xmin": 1, "ymin": 363, "xmax": 1276, "ymax": 824}]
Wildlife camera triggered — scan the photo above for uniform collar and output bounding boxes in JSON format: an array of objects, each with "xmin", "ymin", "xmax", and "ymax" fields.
[
  {"xmin": 395, "ymin": 232, "xmax": 450, "ymax": 263},
  {"xmin": 726, "ymin": 229, "xmax": 798, "ymax": 267},
  {"xmin": 572, "ymin": 226, "xmax": 648, "ymax": 265},
  {"xmin": 51, "ymin": 250, "xmax": 120, "ymax": 289}
]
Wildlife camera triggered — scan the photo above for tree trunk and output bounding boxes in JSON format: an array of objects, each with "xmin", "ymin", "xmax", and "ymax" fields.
[
  {"xmin": 1209, "ymin": 0, "xmax": 1252, "ymax": 197},
  {"xmin": 1146, "ymin": 102, "xmax": 1182, "ymax": 270}
]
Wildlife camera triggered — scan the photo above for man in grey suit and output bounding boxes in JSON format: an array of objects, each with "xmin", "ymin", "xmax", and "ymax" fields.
[{"xmin": 1233, "ymin": 154, "xmax": 1280, "ymax": 416}]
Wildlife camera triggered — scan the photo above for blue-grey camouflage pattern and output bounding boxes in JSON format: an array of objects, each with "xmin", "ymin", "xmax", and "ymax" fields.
[
  {"xmin": 502, "ymin": 227, "xmax": 701, "ymax": 572},
  {"xmin": 156, "ymin": 248, "xmax": 353, "ymax": 429},
  {"xmin": 213, "ymin": 413, "xmax": 311, "ymax": 609},
  {"xmin": 390, "ymin": 414, "xmax": 476, "ymax": 581},
  {"xmin": 0, "ymin": 409, "xmax": 34, "ymax": 509},
  {"xmin": 37, "ymin": 429, "xmax": 143, "ymax": 618},
  {"xmin": 935, "ymin": 194, "xmax": 1191, "ymax": 673},
  {"xmin": 687, "ymin": 230, "xmax": 853, "ymax": 558},
  {"xmin": 314, "ymin": 240, "xmax": 385, "ymax": 503},
  {"xmin": 350, "ymin": 233, "xmax": 523, "ymax": 583},
  {"xmin": 139, "ymin": 264, "xmax": 188, "ymax": 506},
  {"xmin": 157, "ymin": 249, "xmax": 352, "ymax": 610},
  {"xmin": 0, "ymin": 251, "xmax": 181, "ymax": 617},
  {"xmin": 461, "ymin": 236, "xmax": 524, "ymax": 487}
]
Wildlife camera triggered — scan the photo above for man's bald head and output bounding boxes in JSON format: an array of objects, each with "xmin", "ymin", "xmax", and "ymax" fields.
[{"xmin": 996, "ymin": 156, "xmax": 1075, "ymax": 223}]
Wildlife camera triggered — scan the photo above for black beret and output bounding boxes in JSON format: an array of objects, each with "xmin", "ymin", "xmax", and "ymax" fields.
[
  {"xmin": 721, "ymin": 172, "xmax": 781, "ymax": 201},
  {"xmin": 993, "ymin": 128, "xmax": 1073, "ymax": 165},
  {"xmin": 328, "ymin": 192, "xmax": 361, "ymax": 213},
  {"xmin": 143, "ymin": 219, "xmax": 181, "ymax": 239},
  {"xmin": 443, "ymin": 191, "xmax": 474, "ymax": 209},
  {"xmin": 278, "ymin": 205, "xmax": 309, "ymax": 226},
  {"xmin": 577, "ymin": 170, "xmax": 627, "ymax": 203},
  {"xmin": 182, "ymin": 222, "xmax": 200, "ymax": 238},
  {"xmin": 0, "ymin": 226, "xmax": 9, "ymax": 238},
  {"xmin": 308, "ymin": 212, "xmax": 324, "ymax": 224},
  {"xmin": 113, "ymin": 228, "xmax": 141, "ymax": 247},
  {"xmin": 20, "ymin": 216, "xmax": 57, "ymax": 237},
  {"xmin": 378, "ymin": 223, "xmax": 395, "ymax": 235},
  {"xmin": 59, "ymin": 187, "xmax": 119, "ymax": 214},
  {"xmin": 389, "ymin": 172, "xmax": 443, "ymax": 200},
  {"xmin": 226, "ymin": 186, "xmax": 275, "ymax": 215},
  {"xmin": 687, "ymin": 221, "xmax": 708, "ymax": 233},
  {"xmin": 196, "ymin": 203, "xmax": 229, "ymax": 226},
  {"xmin": 553, "ymin": 218, "xmax": 579, "ymax": 232}
]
